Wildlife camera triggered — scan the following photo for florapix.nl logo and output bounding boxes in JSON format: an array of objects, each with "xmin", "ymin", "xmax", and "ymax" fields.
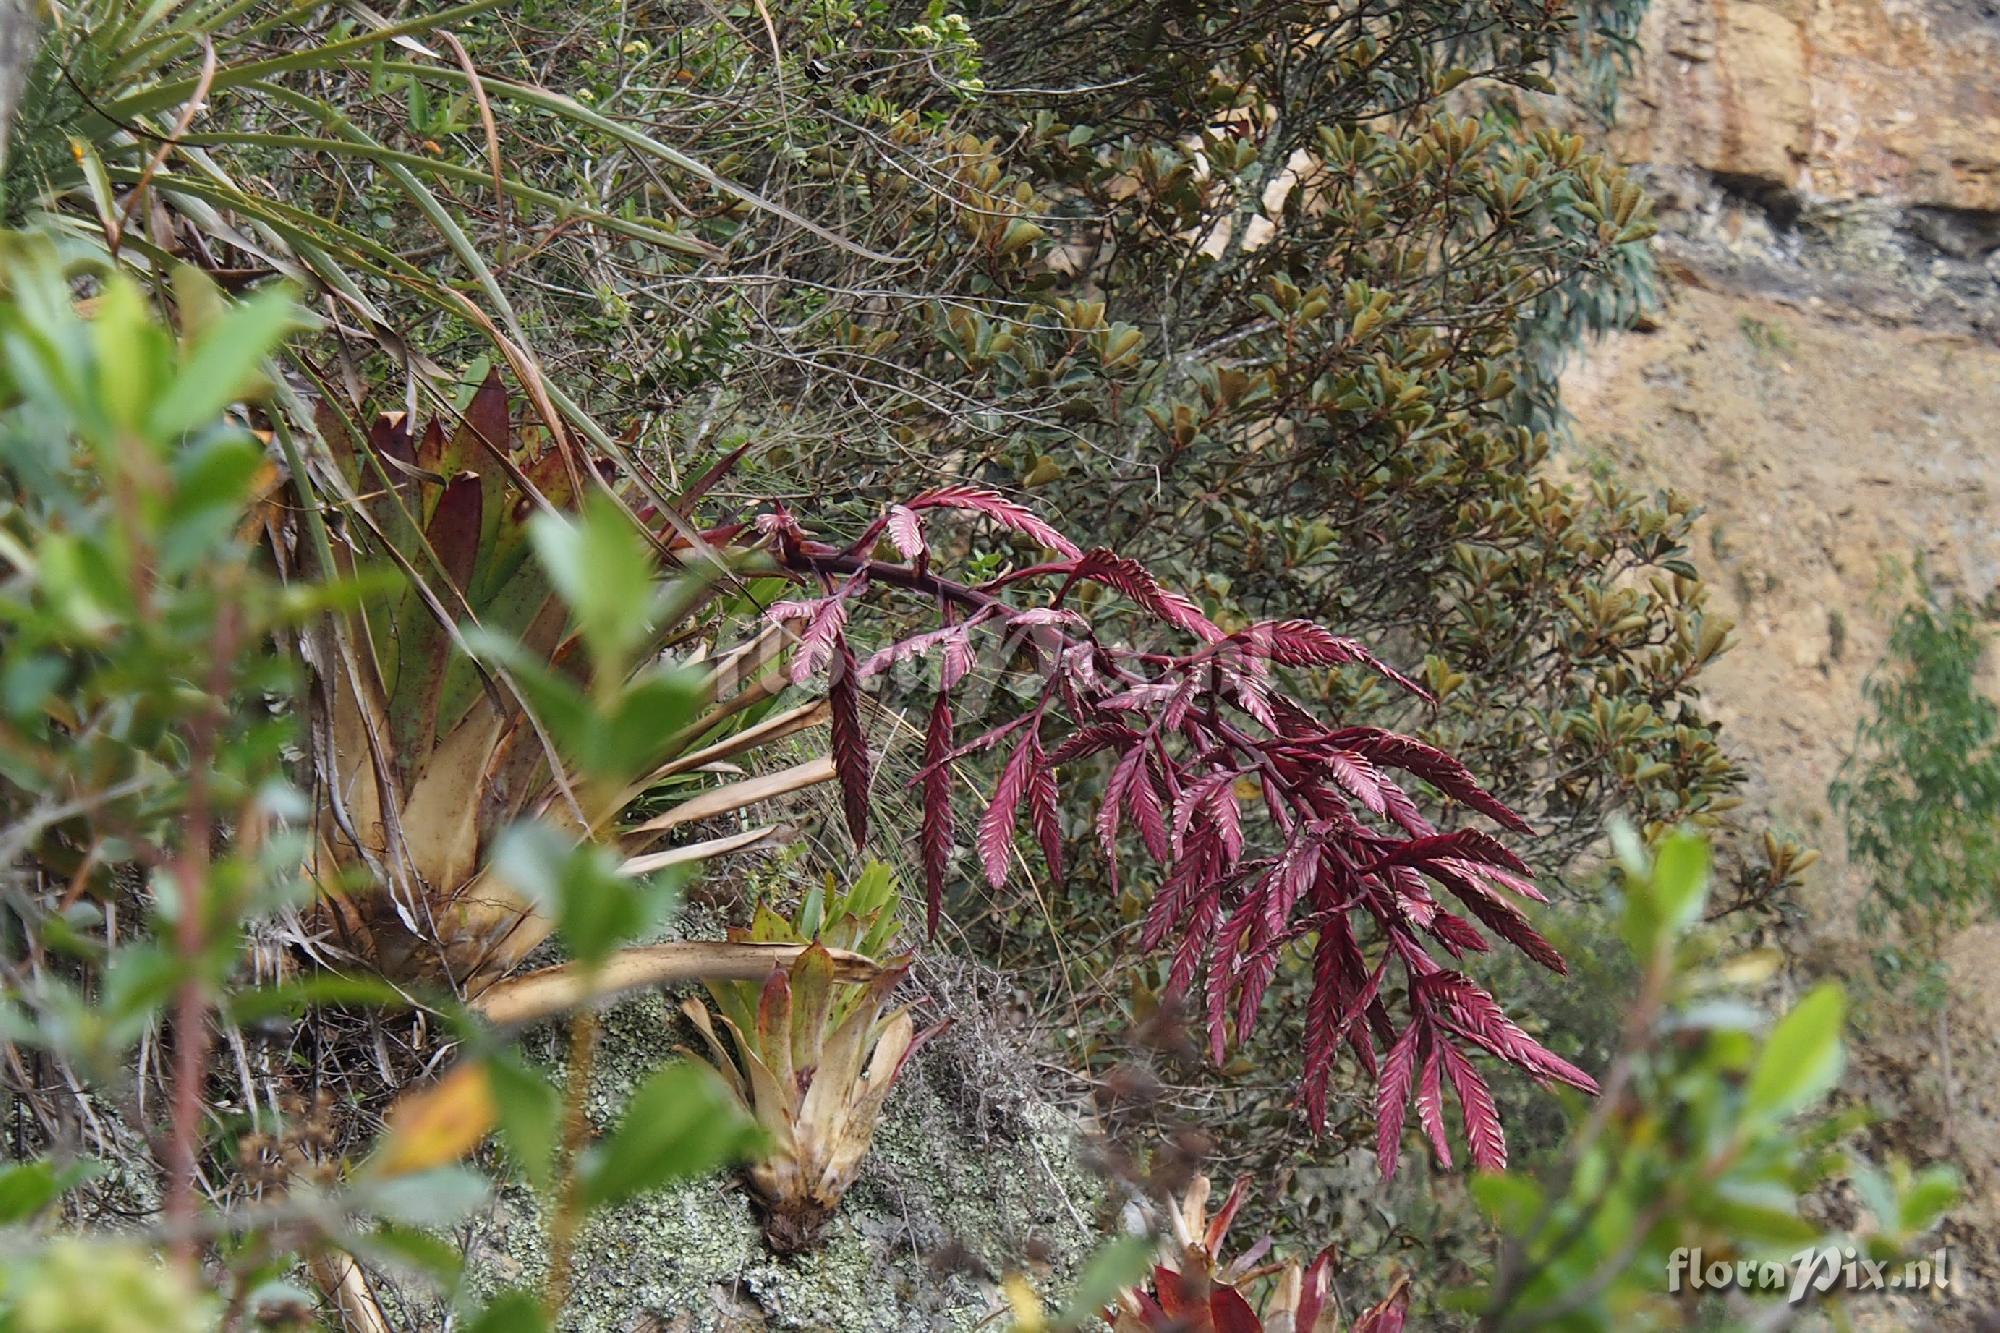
[{"xmin": 1668, "ymin": 1247, "xmax": 1952, "ymax": 1304}]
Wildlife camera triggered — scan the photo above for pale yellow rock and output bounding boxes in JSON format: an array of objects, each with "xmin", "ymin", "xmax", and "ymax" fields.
[{"xmin": 1613, "ymin": 0, "xmax": 2000, "ymax": 211}]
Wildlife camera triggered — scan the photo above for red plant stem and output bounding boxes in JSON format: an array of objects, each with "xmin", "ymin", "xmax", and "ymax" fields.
[{"xmin": 165, "ymin": 599, "xmax": 238, "ymax": 1275}]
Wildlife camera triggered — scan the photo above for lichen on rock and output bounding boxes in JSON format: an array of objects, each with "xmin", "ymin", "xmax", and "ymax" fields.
[{"xmin": 448, "ymin": 980, "xmax": 1104, "ymax": 1331}]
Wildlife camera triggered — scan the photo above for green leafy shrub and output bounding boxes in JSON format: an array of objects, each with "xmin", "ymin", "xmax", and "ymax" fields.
[
  {"xmin": 0, "ymin": 243, "xmax": 760, "ymax": 1330},
  {"xmin": 1832, "ymin": 591, "xmax": 2000, "ymax": 982},
  {"xmin": 1468, "ymin": 831, "xmax": 1958, "ymax": 1329}
]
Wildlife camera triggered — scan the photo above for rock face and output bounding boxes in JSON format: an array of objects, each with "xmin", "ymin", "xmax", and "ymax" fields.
[
  {"xmin": 1614, "ymin": 0, "xmax": 2000, "ymax": 214},
  {"xmin": 1562, "ymin": 1, "xmax": 2000, "ymax": 1325}
]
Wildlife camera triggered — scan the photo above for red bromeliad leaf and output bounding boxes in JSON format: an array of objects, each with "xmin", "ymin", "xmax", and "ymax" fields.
[
  {"xmin": 906, "ymin": 485, "xmax": 1082, "ymax": 559},
  {"xmin": 1151, "ymin": 1267, "xmax": 1195, "ymax": 1316},
  {"xmin": 1354, "ymin": 1280, "xmax": 1411, "ymax": 1333},
  {"xmin": 1439, "ymin": 1039, "xmax": 1507, "ymax": 1172},
  {"xmin": 921, "ymin": 693, "xmax": 955, "ymax": 937},
  {"xmin": 828, "ymin": 637, "xmax": 870, "ymax": 848},
  {"xmin": 1202, "ymin": 1177, "xmax": 1251, "ymax": 1257},
  {"xmin": 1209, "ymin": 1288, "xmax": 1262, "ymax": 1333},
  {"xmin": 1295, "ymin": 1250, "xmax": 1335, "ymax": 1332}
]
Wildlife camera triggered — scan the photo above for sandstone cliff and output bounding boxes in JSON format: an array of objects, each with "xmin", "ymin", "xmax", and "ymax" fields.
[{"xmin": 1564, "ymin": 2, "xmax": 2000, "ymax": 1321}]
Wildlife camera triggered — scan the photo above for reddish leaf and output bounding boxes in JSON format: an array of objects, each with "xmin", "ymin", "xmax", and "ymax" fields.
[
  {"xmin": 1353, "ymin": 1280, "xmax": 1410, "ymax": 1333},
  {"xmin": 1203, "ymin": 1176, "xmax": 1251, "ymax": 1256},
  {"xmin": 426, "ymin": 472, "xmax": 484, "ymax": 596},
  {"xmin": 1210, "ymin": 1287, "xmax": 1262, "ymax": 1333},
  {"xmin": 668, "ymin": 439, "xmax": 754, "ymax": 516},
  {"xmin": 1151, "ymin": 1267, "xmax": 1195, "ymax": 1316},
  {"xmin": 1295, "ymin": 1249, "xmax": 1335, "ymax": 1332}
]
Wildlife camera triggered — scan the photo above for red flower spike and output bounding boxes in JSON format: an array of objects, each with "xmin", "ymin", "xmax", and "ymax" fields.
[
  {"xmin": 920, "ymin": 694, "xmax": 955, "ymax": 937},
  {"xmin": 905, "ymin": 485, "xmax": 1082, "ymax": 559},
  {"xmin": 749, "ymin": 487, "xmax": 1592, "ymax": 1177},
  {"xmin": 828, "ymin": 637, "xmax": 870, "ymax": 848}
]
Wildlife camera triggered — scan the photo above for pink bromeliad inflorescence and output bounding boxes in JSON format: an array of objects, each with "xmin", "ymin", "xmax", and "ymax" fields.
[{"xmin": 747, "ymin": 484, "xmax": 1597, "ymax": 1177}]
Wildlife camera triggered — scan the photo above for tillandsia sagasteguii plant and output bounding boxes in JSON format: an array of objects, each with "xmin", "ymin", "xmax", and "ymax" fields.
[
  {"xmin": 1001, "ymin": 1172, "xmax": 1410, "ymax": 1332},
  {"xmin": 678, "ymin": 862, "xmax": 943, "ymax": 1253},
  {"xmin": 0, "ymin": 247, "xmax": 771, "ymax": 1330},
  {"xmin": 272, "ymin": 367, "xmax": 1595, "ymax": 1171},
  {"xmin": 749, "ymin": 490, "xmax": 1599, "ymax": 1175},
  {"xmin": 271, "ymin": 371, "xmax": 874, "ymax": 1017}
]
